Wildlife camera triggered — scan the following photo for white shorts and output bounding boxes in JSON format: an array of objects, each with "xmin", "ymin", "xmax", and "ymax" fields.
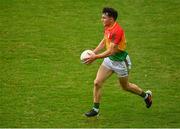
[{"xmin": 102, "ymin": 55, "xmax": 132, "ymax": 77}]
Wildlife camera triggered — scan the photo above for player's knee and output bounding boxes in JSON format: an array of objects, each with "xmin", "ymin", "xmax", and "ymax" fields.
[
  {"xmin": 122, "ymin": 86, "xmax": 128, "ymax": 91},
  {"xmin": 94, "ymin": 80, "xmax": 102, "ymax": 88},
  {"xmin": 121, "ymin": 83, "xmax": 130, "ymax": 91}
]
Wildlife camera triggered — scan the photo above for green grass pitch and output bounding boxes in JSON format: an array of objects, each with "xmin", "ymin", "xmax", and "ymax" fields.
[{"xmin": 0, "ymin": 0, "xmax": 180, "ymax": 128}]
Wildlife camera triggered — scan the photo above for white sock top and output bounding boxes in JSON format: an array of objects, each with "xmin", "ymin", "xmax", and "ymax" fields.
[{"xmin": 93, "ymin": 107, "xmax": 99, "ymax": 112}]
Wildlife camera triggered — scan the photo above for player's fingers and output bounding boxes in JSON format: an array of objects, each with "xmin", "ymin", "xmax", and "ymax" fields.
[
  {"xmin": 84, "ymin": 59, "xmax": 91, "ymax": 64},
  {"xmin": 84, "ymin": 57, "xmax": 89, "ymax": 60},
  {"xmin": 84, "ymin": 60, "xmax": 90, "ymax": 64}
]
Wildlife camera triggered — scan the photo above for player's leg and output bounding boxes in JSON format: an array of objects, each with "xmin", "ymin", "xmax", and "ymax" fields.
[
  {"xmin": 119, "ymin": 76, "xmax": 152, "ymax": 108},
  {"xmin": 113, "ymin": 55, "xmax": 152, "ymax": 108},
  {"xmin": 85, "ymin": 64, "xmax": 113, "ymax": 117},
  {"xmin": 93, "ymin": 64, "xmax": 113, "ymax": 103},
  {"xmin": 119, "ymin": 76, "xmax": 143, "ymax": 95}
]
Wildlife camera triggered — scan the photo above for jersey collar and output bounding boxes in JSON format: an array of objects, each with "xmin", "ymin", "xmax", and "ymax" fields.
[{"xmin": 106, "ymin": 22, "xmax": 117, "ymax": 31}]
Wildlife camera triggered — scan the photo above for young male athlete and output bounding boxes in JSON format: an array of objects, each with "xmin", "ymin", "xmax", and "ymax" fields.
[{"xmin": 84, "ymin": 7, "xmax": 152, "ymax": 117}]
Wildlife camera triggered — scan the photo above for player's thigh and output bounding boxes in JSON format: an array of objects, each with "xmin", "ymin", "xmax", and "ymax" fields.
[{"xmin": 95, "ymin": 64, "xmax": 113, "ymax": 84}]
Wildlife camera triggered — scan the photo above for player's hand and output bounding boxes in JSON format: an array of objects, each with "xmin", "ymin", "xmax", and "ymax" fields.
[{"xmin": 84, "ymin": 52, "xmax": 96, "ymax": 64}]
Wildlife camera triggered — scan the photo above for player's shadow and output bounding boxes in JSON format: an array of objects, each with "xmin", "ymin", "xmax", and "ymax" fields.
[{"xmin": 82, "ymin": 115, "xmax": 102, "ymax": 127}]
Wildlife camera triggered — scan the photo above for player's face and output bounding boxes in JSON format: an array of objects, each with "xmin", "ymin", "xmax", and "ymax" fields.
[{"xmin": 101, "ymin": 14, "xmax": 113, "ymax": 27}]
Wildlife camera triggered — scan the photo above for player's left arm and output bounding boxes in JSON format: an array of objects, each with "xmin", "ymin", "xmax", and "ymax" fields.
[
  {"xmin": 85, "ymin": 31, "xmax": 123, "ymax": 64},
  {"xmin": 96, "ymin": 31, "xmax": 123, "ymax": 59},
  {"xmin": 84, "ymin": 42, "xmax": 118, "ymax": 64},
  {"xmin": 95, "ymin": 42, "xmax": 118, "ymax": 59}
]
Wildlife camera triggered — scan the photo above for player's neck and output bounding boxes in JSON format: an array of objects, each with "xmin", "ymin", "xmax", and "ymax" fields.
[
  {"xmin": 110, "ymin": 21, "xmax": 116, "ymax": 27},
  {"xmin": 106, "ymin": 21, "xmax": 116, "ymax": 29}
]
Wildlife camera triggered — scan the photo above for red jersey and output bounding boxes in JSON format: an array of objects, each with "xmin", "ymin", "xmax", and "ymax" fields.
[{"xmin": 104, "ymin": 22, "xmax": 126, "ymax": 51}]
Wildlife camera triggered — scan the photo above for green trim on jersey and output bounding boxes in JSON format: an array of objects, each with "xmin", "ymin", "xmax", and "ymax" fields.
[{"xmin": 109, "ymin": 51, "xmax": 128, "ymax": 61}]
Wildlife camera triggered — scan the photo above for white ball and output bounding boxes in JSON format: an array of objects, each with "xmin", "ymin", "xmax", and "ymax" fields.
[{"xmin": 80, "ymin": 50, "xmax": 94, "ymax": 62}]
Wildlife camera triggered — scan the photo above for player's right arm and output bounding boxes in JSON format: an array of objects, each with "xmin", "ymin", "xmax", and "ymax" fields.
[{"xmin": 93, "ymin": 38, "xmax": 105, "ymax": 54}]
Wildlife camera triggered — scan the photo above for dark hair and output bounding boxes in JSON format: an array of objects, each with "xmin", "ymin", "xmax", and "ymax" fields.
[{"xmin": 102, "ymin": 7, "xmax": 118, "ymax": 21}]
